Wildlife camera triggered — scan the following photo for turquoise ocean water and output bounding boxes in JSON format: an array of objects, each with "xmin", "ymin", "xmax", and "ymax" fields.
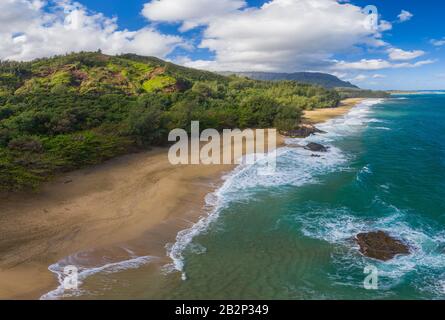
[{"xmin": 45, "ymin": 94, "xmax": 445, "ymax": 300}]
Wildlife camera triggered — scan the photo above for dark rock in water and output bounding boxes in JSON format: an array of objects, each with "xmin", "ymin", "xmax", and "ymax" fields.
[
  {"xmin": 304, "ymin": 142, "xmax": 328, "ymax": 152},
  {"xmin": 283, "ymin": 124, "xmax": 326, "ymax": 138},
  {"xmin": 355, "ymin": 231, "xmax": 410, "ymax": 261},
  {"xmin": 311, "ymin": 154, "xmax": 321, "ymax": 158}
]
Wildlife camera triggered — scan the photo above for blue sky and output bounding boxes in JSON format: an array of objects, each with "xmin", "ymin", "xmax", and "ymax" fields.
[{"xmin": 1, "ymin": 0, "xmax": 444, "ymax": 90}]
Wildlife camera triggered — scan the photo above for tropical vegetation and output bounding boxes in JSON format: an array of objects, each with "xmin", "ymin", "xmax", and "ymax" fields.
[{"xmin": 0, "ymin": 52, "xmax": 341, "ymax": 191}]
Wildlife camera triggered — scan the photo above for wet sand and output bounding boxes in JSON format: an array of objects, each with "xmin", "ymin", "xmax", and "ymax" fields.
[{"xmin": 0, "ymin": 131, "xmax": 283, "ymax": 299}]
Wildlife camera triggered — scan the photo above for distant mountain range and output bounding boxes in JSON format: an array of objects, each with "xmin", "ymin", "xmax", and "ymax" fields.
[{"xmin": 221, "ymin": 71, "xmax": 359, "ymax": 89}]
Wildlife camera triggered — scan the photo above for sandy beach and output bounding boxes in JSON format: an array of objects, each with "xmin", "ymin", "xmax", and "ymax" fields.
[
  {"xmin": 0, "ymin": 100, "xmax": 362, "ymax": 299},
  {"xmin": 0, "ymin": 149, "xmax": 227, "ymax": 298},
  {"xmin": 0, "ymin": 130, "xmax": 283, "ymax": 299},
  {"xmin": 303, "ymin": 98, "xmax": 365, "ymax": 124}
]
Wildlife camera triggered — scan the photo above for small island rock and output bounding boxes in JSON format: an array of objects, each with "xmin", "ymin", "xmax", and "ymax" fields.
[
  {"xmin": 304, "ymin": 142, "xmax": 328, "ymax": 152},
  {"xmin": 355, "ymin": 231, "xmax": 410, "ymax": 261}
]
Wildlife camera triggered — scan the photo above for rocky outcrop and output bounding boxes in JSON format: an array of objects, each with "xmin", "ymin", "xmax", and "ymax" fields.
[
  {"xmin": 304, "ymin": 142, "xmax": 328, "ymax": 152},
  {"xmin": 283, "ymin": 124, "xmax": 326, "ymax": 138},
  {"xmin": 355, "ymin": 231, "xmax": 410, "ymax": 261}
]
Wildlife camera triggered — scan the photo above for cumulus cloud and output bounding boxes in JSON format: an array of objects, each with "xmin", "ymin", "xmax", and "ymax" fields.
[
  {"xmin": 398, "ymin": 10, "xmax": 413, "ymax": 22},
  {"xmin": 0, "ymin": 0, "xmax": 184, "ymax": 61},
  {"xmin": 3, "ymin": 0, "xmax": 435, "ymax": 75},
  {"xmin": 146, "ymin": 0, "xmax": 393, "ymax": 72},
  {"xmin": 334, "ymin": 58, "xmax": 435, "ymax": 70},
  {"xmin": 142, "ymin": 0, "xmax": 246, "ymax": 31},
  {"xmin": 388, "ymin": 48, "xmax": 425, "ymax": 61},
  {"xmin": 335, "ymin": 59, "xmax": 392, "ymax": 70},
  {"xmin": 344, "ymin": 73, "xmax": 385, "ymax": 85}
]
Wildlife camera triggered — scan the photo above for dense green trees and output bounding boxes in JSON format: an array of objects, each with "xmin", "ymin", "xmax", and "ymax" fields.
[
  {"xmin": 0, "ymin": 52, "xmax": 341, "ymax": 191},
  {"xmin": 126, "ymin": 103, "xmax": 163, "ymax": 146},
  {"xmin": 336, "ymin": 88, "xmax": 390, "ymax": 99}
]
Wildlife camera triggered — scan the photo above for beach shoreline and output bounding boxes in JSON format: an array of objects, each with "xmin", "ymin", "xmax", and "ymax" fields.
[
  {"xmin": 0, "ymin": 149, "xmax": 235, "ymax": 299},
  {"xmin": 0, "ymin": 130, "xmax": 282, "ymax": 299},
  {"xmin": 302, "ymin": 98, "xmax": 365, "ymax": 124},
  {"xmin": 0, "ymin": 99, "xmax": 364, "ymax": 299}
]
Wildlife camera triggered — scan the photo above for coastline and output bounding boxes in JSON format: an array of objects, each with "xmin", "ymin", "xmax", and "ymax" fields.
[
  {"xmin": 0, "ymin": 130, "xmax": 282, "ymax": 299},
  {"xmin": 0, "ymin": 99, "xmax": 363, "ymax": 299},
  {"xmin": 0, "ymin": 148, "xmax": 231, "ymax": 298},
  {"xmin": 303, "ymin": 98, "xmax": 365, "ymax": 124}
]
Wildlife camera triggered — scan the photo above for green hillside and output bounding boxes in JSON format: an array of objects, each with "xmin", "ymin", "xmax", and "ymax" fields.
[
  {"xmin": 336, "ymin": 87, "xmax": 390, "ymax": 99},
  {"xmin": 221, "ymin": 71, "xmax": 359, "ymax": 89},
  {"xmin": 0, "ymin": 52, "xmax": 340, "ymax": 192}
]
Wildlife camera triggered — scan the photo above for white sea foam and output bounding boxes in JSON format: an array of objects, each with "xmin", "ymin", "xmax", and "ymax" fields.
[
  {"xmin": 41, "ymin": 254, "xmax": 157, "ymax": 300},
  {"xmin": 293, "ymin": 202, "xmax": 445, "ymax": 293},
  {"xmin": 167, "ymin": 99, "xmax": 384, "ymax": 279}
]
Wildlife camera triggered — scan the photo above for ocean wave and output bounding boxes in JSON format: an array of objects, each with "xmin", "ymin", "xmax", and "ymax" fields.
[
  {"xmin": 41, "ymin": 253, "xmax": 157, "ymax": 300},
  {"xmin": 167, "ymin": 98, "xmax": 385, "ymax": 279},
  {"xmin": 356, "ymin": 164, "xmax": 373, "ymax": 184}
]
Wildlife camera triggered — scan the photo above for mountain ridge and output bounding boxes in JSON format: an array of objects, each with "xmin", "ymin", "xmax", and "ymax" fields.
[{"xmin": 220, "ymin": 71, "xmax": 359, "ymax": 89}]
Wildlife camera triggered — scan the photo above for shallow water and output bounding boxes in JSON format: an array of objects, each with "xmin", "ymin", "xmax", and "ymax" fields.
[{"xmin": 46, "ymin": 95, "xmax": 445, "ymax": 300}]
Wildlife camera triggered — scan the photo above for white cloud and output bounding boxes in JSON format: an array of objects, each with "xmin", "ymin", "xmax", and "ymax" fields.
[
  {"xmin": 334, "ymin": 58, "xmax": 435, "ymax": 70},
  {"xmin": 2, "ymin": 0, "xmax": 435, "ymax": 76},
  {"xmin": 407, "ymin": 60, "xmax": 436, "ymax": 67},
  {"xmin": 378, "ymin": 20, "xmax": 393, "ymax": 32},
  {"xmin": 147, "ymin": 0, "xmax": 393, "ymax": 72},
  {"xmin": 335, "ymin": 59, "xmax": 392, "ymax": 70},
  {"xmin": 431, "ymin": 38, "xmax": 445, "ymax": 47},
  {"xmin": 348, "ymin": 73, "xmax": 387, "ymax": 84},
  {"xmin": 352, "ymin": 74, "xmax": 368, "ymax": 82},
  {"xmin": 331, "ymin": 71, "xmax": 349, "ymax": 80},
  {"xmin": 398, "ymin": 10, "xmax": 413, "ymax": 22},
  {"xmin": 0, "ymin": 0, "xmax": 184, "ymax": 61},
  {"xmin": 142, "ymin": 0, "xmax": 246, "ymax": 31},
  {"xmin": 388, "ymin": 48, "xmax": 425, "ymax": 61}
]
